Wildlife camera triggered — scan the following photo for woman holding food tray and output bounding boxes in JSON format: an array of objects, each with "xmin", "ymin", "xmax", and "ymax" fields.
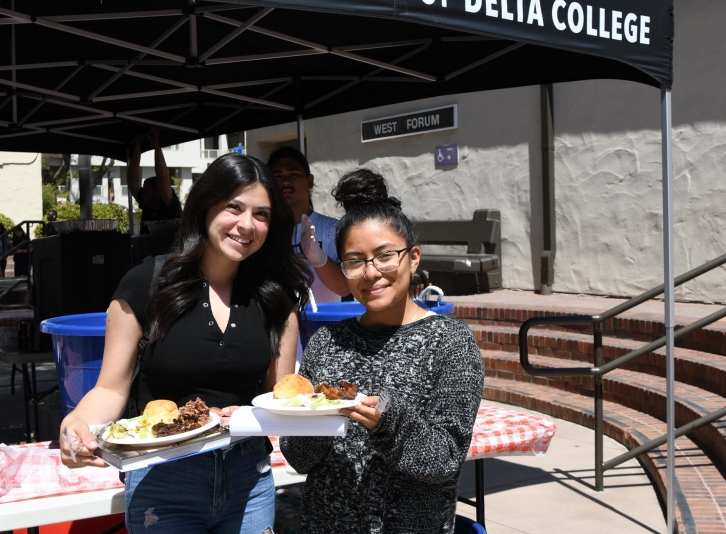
[
  {"xmin": 280, "ymin": 169, "xmax": 484, "ymax": 533},
  {"xmin": 59, "ymin": 153, "xmax": 311, "ymax": 534}
]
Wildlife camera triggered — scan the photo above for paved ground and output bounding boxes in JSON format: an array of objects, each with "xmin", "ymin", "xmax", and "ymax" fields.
[
  {"xmin": 0, "ymin": 360, "xmax": 59, "ymax": 445},
  {"xmin": 457, "ymin": 401, "xmax": 667, "ymax": 534}
]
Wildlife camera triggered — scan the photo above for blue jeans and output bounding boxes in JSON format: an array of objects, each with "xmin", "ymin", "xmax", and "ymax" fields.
[{"xmin": 125, "ymin": 437, "xmax": 275, "ymax": 534}]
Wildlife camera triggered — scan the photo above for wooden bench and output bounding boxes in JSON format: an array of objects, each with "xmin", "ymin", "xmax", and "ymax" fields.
[{"xmin": 414, "ymin": 209, "xmax": 501, "ymax": 295}]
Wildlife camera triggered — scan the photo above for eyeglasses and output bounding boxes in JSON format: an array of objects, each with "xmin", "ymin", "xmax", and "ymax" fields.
[{"xmin": 339, "ymin": 247, "xmax": 411, "ymax": 279}]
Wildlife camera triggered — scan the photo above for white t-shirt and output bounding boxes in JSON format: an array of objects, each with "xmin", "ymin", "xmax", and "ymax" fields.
[{"xmin": 292, "ymin": 211, "xmax": 342, "ymax": 365}]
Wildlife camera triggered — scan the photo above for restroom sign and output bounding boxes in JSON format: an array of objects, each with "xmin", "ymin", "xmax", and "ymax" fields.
[{"xmin": 361, "ymin": 105, "xmax": 457, "ymax": 143}]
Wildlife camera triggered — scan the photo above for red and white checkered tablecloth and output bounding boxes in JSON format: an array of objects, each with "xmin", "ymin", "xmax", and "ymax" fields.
[
  {"xmin": 269, "ymin": 402, "xmax": 556, "ymax": 468},
  {"xmin": 0, "ymin": 309, "xmax": 33, "ymax": 328},
  {"xmin": 0, "ymin": 442, "xmax": 123, "ymax": 504},
  {"xmin": 0, "ymin": 404, "xmax": 555, "ymax": 503},
  {"xmin": 466, "ymin": 402, "xmax": 556, "ymax": 459}
]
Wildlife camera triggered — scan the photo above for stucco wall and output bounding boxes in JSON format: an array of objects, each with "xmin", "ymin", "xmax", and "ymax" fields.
[
  {"xmin": 0, "ymin": 152, "xmax": 43, "ymax": 230},
  {"xmin": 246, "ymin": 0, "xmax": 726, "ymax": 304}
]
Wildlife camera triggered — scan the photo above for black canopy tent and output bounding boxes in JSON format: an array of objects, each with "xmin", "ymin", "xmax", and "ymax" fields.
[
  {"xmin": 0, "ymin": 0, "xmax": 677, "ymax": 529},
  {"xmin": 0, "ymin": 1, "xmax": 671, "ymax": 159}
]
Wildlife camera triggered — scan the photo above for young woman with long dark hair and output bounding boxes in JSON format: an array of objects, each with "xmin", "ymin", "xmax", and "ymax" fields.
[
  {"xmin": 11, "ymin": 226, "xmax": 30, "ymax": 277},
  {"xmin": 280, "ymin": 170, "xmax": 483, "ymax": 533},
  {"xmin": 60, "ymin": 153, "xmax": 311, "ymax": 534}
]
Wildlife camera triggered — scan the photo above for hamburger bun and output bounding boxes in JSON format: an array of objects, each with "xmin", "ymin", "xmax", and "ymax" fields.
[
  {"xmin": 144, "ymin": 399, "xmax": 179, "ymax": 424},
  {"xmin": 273, "ymin": 374, "xmax": 314, "ymax": 399}
]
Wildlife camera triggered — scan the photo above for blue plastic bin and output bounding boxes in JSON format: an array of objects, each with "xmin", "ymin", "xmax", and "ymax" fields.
[
  {"xmin": 300, "ymin": 299, "xmax": 454, "ymax": 350},
  {"xmin": 40, "ymin": 313, "xmax": 107, "ymax": 417}
]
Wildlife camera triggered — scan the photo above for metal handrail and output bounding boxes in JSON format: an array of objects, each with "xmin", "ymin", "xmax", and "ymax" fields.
[
  {"xmin": 518, "ymin": 306, "xmax": 726, "ymax": 377},
  {"xmin": 0, "ymin": 220, "xmax": 46, "ymax": 258},
  {"xmin": 517, "ymin": 251, "xmax": 726, "ymax": 491},
  {"xmin": 0, "ymin": 278, "xmax": 28, "ymax": 302}
]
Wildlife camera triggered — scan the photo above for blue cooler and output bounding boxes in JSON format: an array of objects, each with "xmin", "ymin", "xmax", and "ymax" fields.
[
  {"xmin": 300, "ymin": 298, "xmax": 454, "ymax": 350},
  {"xmin": 40, "ymin": 313, "xmax": 106, "ymax": 417}
]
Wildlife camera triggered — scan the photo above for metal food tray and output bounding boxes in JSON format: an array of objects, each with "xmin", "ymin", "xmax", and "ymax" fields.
[{"xmin": 53, "ymin": 219, "xmax": 119, "ymax": 234}]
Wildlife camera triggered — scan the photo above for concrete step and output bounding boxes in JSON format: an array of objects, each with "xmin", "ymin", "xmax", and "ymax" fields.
[
  {"xmin": 452, "ymin": 295, "xmax": 726, "ymax": 357},
  {"xmin": 483, "ymin": 375, "xmax": 726, "ymax": 534},
  {"xmin": 469, "ymin": 323, "xmax": 726, "ymax": 398},
  {"xmin": 481, "ymin": 349, "xmax": 726, "ymax": 475}
]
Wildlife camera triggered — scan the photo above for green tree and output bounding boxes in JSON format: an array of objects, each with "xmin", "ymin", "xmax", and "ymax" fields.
[
  {"xmin": 172, "ymin": 176, "xmax": 183, "ymax": 198},
  {"xmin": 0, "ymin": 213, "xmax": 15, "ymax": 233},
  {"xmin": 42, "ymin": 184, "xmax": 57, "ymax": 214},
  {"xmin": 41, "ymin": 154, "xmax": 71, "ymax": 186}
]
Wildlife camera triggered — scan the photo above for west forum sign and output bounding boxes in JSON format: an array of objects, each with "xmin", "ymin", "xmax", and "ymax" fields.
[{"xmin": 361, "ymin": 105, "xmax": 458, "ymax": 143}]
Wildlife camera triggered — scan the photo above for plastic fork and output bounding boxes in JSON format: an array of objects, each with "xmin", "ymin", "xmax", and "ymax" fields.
[{"xmin": 62, "ymin": 427, "xmax": 83, "ymax": 463}]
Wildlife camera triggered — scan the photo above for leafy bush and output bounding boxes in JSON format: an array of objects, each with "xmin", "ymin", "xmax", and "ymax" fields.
[
  {"xmin": 93, "ymin": 203, "xmax": 129, "ymax": 234},
  {"xmin": 0, "ymin": 213, "xmax": 14, "ymax": 234},
  {"xmin": 56, "ymin": 203, "xmax": 80, "ymax": 221},
  {"xmin": 33, "ymin": 203, "xmax": 129, "ymax": 238},
  {"xmin": 172, "ymin": 176, "xmax": 182, "ymax": 198},
  {"xmin": 42, "ymin": 184, "xmax": 57, "ymax": 214}
]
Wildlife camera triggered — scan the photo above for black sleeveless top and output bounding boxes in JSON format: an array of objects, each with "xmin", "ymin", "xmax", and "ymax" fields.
[{"xmin": 112, "ymin": 255, "xmax": 293, "ymax": 410}]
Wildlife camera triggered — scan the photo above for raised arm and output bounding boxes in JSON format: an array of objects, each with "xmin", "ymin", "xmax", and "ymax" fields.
[
  {"xmin": 310, "ymin": 258, "xmax": 350, "ymax": 296},
  {"xmin": 59, "ymin": 299, "xmax": 142, "ymax": 468},
  {"xmin": 147, "ymin": 129, "xmax": 173, "ymax": 206},
  {"xmin": 300, "ymin": 214, "xmax": 350, "ymax": 296},
  {"xmin": 127, "ymin": 137, "xmax": 143, "ymax": 204}
]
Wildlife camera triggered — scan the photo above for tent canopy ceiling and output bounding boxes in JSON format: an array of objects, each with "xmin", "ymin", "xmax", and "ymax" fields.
[{"xmin": 0, "ymin": 0, "xmax": 673, "ymax": 160}]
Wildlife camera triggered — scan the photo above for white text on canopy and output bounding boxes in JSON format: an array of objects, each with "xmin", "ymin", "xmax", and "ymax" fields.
[{"xmin": 419, "ymin": 0, "xmax": 651, "ymax": 45}]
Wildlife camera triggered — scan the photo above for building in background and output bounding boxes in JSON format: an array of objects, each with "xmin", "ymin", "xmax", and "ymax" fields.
[
  {"xmin": 0, "ymin": 152, "xmax": 43, "ymax": 225},
  {"xmin": 246, "ymin": 1, "xmax": 726, "ymax": 305},
  {"xmin": 44, "ymin": 134, "xmax": 244, "ymax": 209}
]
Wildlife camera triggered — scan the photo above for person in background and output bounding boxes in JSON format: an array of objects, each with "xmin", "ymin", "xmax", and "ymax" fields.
[
  {"xmin": 268, "ymin": 148, "xmax": 349, "ymax": 361},
  {"xmin": 44, "ymin": 209, "xmax": 58, "ymax": 237},
  {"xmin": 127, "ymin": 129, "xmax": 182, "ymax": 233},
  {"xmin": 11, "ymin": 227, "xmax": 30, "ymax": 277},
  {"xmin": 59, "ymin": 154, "xmax": 312, "ymax": 534},
  {"xmin": 268, "ymin": 148, "xmax": 349, "ymax": 302},
  {"xmin": 280, "ymin": 169, "xmax": 483, "ymax": 533},
  {"xmin": 0, "ymin": 223, "xmax": 10, "ymax": 277}
]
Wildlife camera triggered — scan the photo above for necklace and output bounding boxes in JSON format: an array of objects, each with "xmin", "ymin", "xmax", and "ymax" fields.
[
  {"xmin": 409, "ymin": 304, "xmax": 422, "ymax": 324},
  {"xmin": 360, "ymin": 301, "xmax": 422, "ymax": 327}
]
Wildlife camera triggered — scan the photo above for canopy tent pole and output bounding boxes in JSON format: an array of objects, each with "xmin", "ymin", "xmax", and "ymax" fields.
[
  {"xmin": 10, "ymin": 0, "xmax": 17, "ymax": 123},
  {"xmin": 78, "ymin": 154, "xmax": 93, "ymax": 220},
  {"xmin": 297, "ymin": 113, "xmax": 305, "ymax": 156},
  {"xmin": 661, "ymin": 86, "xmax": 675, "ymax": 534},
  {"xmin": 127, "ymin": 172, "xmax": 135, "ymax": 236},
  {"xmin": 540, "ymin": 83, "xmax": 556, "ymax": 295}
]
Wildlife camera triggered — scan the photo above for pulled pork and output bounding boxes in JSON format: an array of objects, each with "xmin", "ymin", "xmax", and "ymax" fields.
[
  {"xmin": 153, "ymin": 398, "xmax": 212, "ymax": 437},
  {"xmin": 314, "ymin": 381, "xmax": 358, "ymax": 400}
]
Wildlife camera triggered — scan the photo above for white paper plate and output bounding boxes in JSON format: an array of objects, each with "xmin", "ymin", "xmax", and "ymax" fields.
[
  {"xmin": 101, "ymin": 412, "xmax": 220, "ymax": 446},
  {"xmin": 251, "ymin": 392, "xmax": 363, "ymax": 416}
]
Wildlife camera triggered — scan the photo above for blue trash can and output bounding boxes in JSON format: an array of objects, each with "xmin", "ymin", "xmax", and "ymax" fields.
[
  {"xmin": 300, "ymin": 299, "xmax": 454, "ymax": 350},
  {"xmin": 40, "ymin": 313, "xmax": 106, "ymax": 417}
]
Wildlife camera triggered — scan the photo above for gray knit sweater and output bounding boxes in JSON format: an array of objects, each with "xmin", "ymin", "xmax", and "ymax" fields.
[{"xmin": 280, "ymin": 314, "xmax": 484, "ymax": 533}]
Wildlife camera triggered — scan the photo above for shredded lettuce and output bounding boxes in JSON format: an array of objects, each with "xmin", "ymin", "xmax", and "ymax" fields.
[
  {"xmin": 108, "ymin": 414, "xmax": 153, "ymax": 440},
  {"xmin": 284, "ymin": 393, "xmax": 345, "ymax": 409}
]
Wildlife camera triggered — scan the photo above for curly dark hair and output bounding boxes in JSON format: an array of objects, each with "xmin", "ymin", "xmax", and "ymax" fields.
[{"xmin": 332, "ymin": 168, "xmax": 418, "ymax": 256}]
